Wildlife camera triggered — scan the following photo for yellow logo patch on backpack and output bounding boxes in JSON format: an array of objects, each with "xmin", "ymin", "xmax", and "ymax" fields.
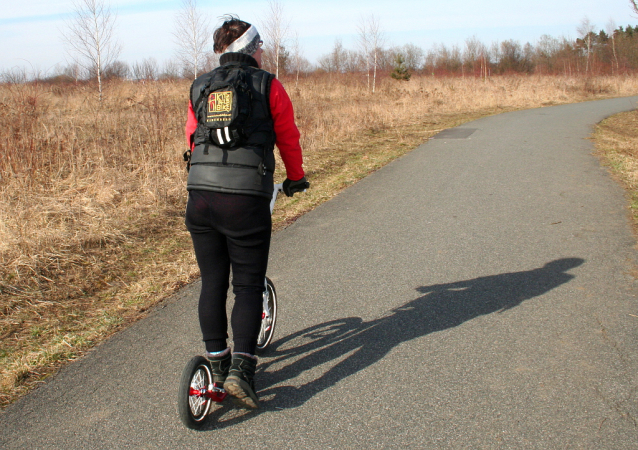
[
  {"xmin": 195, "ymin": 67, "xmax": 252, "ymax": 149},
  {"xmin": 207, "ymin": 91, "xmax": 233, "ymax": 122}
]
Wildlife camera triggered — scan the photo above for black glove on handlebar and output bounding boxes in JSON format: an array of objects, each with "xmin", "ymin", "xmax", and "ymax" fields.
[{"xmin": 283, "ymin": 177, "xmax": 310, "ymax": 197}]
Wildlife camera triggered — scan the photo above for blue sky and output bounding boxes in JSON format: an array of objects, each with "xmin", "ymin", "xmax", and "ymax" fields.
[{"xmin": 1, "ymin": 0, "xmax": 637, "ymax": 74}]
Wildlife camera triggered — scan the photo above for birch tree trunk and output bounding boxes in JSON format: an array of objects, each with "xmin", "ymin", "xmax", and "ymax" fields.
[
  {"xmin": 173, "ymin": 0, "xmax": 212, "ymax": 79},
  {"xmin": 367, "ymin": 15, "xmax": 384, "ymax": 94},
  {"xmin": 261, "ymin": 0, "xmax": 290, "ymax": 78},
  {"xmin": 62, "ymin": 0, "xmax": 121, "ymax": 102}
]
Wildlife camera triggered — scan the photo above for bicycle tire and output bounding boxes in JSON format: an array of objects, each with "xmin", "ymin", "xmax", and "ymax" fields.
[
  {"xmin": 256, "ymin": 277, "xmax": 277, "ymax": 351},
  {"xmin": 177, "ymin": 356, "xmax": 212, "ymax": 429}
]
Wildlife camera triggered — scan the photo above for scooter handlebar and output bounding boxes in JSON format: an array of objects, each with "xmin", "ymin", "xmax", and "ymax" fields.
[
  {"xmin": 269, "ymin": 183, "xmax": 307, "ymax": 214},
  {"xmin": 269, "ymin": 184, "xmax": 284, "ymax": 214}
]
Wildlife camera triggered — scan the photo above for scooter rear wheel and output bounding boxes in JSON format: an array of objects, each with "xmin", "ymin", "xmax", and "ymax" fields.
[{"xmin": 256, "ymin": 277, "xmax": 277, "ymax": 351}]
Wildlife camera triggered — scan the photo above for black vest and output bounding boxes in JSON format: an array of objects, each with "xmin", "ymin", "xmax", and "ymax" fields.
[{"xmin": 187, "ymin": 54, "xmax": 276, "ymax": 198}]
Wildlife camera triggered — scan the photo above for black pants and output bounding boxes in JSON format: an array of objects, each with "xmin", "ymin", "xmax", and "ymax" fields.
[{"xmin": 185, "ymin": 190, "xmax": 271, "ymax": 355}]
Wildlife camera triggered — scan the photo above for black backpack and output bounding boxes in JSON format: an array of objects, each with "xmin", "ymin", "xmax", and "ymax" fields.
[{"xmin": 193, "ymin": 66, "xmax": 252, "ymax": 149}]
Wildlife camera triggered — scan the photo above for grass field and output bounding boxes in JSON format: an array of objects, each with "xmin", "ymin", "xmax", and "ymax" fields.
[
  {"xmin": 593, "ymin": 109, "xmax": 638, "ymax": 233},
  {"xmin": 2, "ymin": 73, "xmax": 638, "ymax": 407}
]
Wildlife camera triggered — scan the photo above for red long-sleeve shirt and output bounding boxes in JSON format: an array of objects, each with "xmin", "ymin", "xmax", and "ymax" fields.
[{"xmin": 185, "ymin": 78, "xmax": 305, "ymax": 181}]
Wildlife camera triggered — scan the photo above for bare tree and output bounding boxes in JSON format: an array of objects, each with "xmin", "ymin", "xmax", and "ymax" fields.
[
  {"xmin": 357, "ymin": 15, "xmax": 384, "ymax": 93},
  {"xmin": 357, "ymin": 16, "xmax": 372, "ymax": 91},
  {"xmin": 606, "ymin": 19, "xmax": 619, "ymax": 74},
  {"xmin": 464, "ymin": 37, "xmax": 489, "ymax": 78},
  {"xmin": 330, "ymin": 39, "xmax": 346, "ymax": 72},
  {"xmin": 290, "ymin": 31, "xmax": 304, "ymax": 85},
  {"xmin": 631, "ymin": 0, "xmax": 638, "ymax": 15},
  {"xmin": 261, "ymin": 0, "xmax": 290, "ymax": 78},
  {"xmin": 63, "ymin": 62, "xmax": 85, "ymax": 84},
  {"xmin": 463, "ymin": 37, "xmax": 482, "ymax": 75},
  {"xmin": 173, "ymin": 0, "xmax": 212, "ymax": 79},
  {"xmin": 61, "ymin": 0, "xmax": 121, "ymax": 102},
  {"xmin": 431, "ymin": 43, "xmax": 463, "ymax": 74},
  {"xmin": 132, "ymin": 58, "xmax": 159, "ymax": 82},
  {"xmin": 577, "ymin": 17, "xmax": 595, "ymax": 74},
  {"xmin": 367, "ymin": 15, "xmax": 384, "ymax": 93},
  {"xmin": 104, "ymin": 60, "xmax": 129, "ymax": 79},
  {"xmin": 318, "ymin": 40, "xmax": 365, "ymax": 73},
  {"xmin": 161, "ymin": 59, "xmax": 182, "ymax": 80},
  {"xmin": 401, "ymin": 44, "xmax": 424, "ymax": 72}
]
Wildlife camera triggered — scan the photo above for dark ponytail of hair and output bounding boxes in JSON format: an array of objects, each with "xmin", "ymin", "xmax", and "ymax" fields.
[{"xmin": 213, "ymin": 15, "xmax": 251, "ymax": 53}]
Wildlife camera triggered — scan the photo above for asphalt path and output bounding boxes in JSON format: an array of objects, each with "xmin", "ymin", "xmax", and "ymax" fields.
[{"xmin": 3, "ymin": 97, "xmax": 638, "ymax": 449}]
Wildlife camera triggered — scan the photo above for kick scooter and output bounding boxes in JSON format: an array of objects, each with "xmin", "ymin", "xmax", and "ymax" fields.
[
  {"xmin": 177, "ymin": 277, "xmax": 276, "ymax": 429},
  {"xmin": 177, "ymin": 182, "xmax": 300, "ymax": 429}
]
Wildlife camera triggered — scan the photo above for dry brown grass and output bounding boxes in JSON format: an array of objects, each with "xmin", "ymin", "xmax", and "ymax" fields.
[
  {"xmin": 2, "ymin": 73, "xmax": 638, "ymax": 407},
  {"xmin": 593, "ymin": 109, "xmax": 638, "ymax": 229}
]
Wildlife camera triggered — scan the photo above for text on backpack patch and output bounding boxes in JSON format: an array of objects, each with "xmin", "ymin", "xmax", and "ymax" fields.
[{"xmin": 207, "ymin": 91, "xmax": 233, "ymax": 122}]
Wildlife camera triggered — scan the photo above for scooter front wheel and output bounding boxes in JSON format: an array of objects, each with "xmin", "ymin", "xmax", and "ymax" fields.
[{"xmin": 178, "ymin": 356, "xmax": 213, "ymax": 429}]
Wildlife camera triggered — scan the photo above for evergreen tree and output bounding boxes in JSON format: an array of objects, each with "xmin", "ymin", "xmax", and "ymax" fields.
[{"xmin": 391, "ymin": 53, "xmax": 411, "ymax": 81}]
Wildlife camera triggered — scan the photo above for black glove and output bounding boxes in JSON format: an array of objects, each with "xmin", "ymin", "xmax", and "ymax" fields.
[{"xmin": 282, "ymin": 177, "xmax": 309, "ymax": 197}]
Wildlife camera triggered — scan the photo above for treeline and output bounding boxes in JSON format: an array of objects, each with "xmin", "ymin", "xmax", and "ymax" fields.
[
  {"xmin": 313, "ymin": 25, "xmax": 638, "ymax": 77},
  {"xmin": 5, "ymin": 24, "xmax": 638, "ymax": 85}
]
